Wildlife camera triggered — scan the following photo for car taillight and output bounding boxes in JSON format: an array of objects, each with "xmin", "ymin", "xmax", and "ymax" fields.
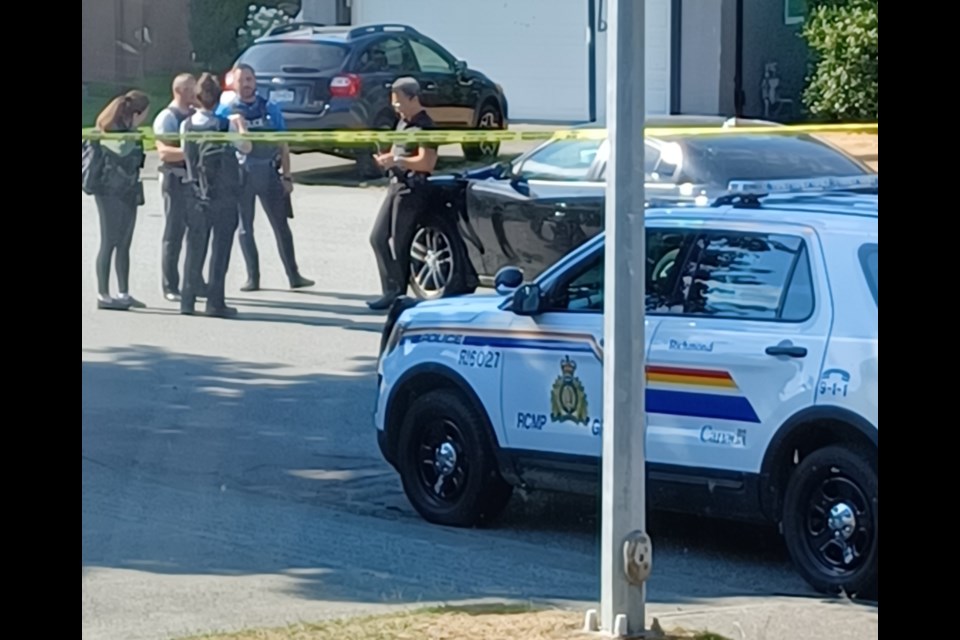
[{"xmin": 330, "ymin": 74, "xmax": 361, "ymax": 98}]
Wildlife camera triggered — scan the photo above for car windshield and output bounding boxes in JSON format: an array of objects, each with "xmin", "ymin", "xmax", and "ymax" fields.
[
  {"xmin": 676, "ymin": 134, "xmax": 869, "ymax": 187},
  {"xmin": 514, "ymin": 139, "xmax": 603, "ymax": 181},
  {"xmin": 238, "ymin": 41, "xmax": 347, "ymax": 73}
]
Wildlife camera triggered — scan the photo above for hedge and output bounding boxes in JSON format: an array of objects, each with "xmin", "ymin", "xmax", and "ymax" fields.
[{"xmin": 801, "ymin": 0, "xmax": 878, "ymax": 121}]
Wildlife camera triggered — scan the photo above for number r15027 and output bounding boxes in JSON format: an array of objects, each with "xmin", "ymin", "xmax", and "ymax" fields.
[{"xmin": 458, "ymin": 349, "xmax": 501, "ymax": 369}]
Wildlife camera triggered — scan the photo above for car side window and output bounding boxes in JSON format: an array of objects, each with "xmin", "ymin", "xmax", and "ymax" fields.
[
  {"xmin": 548, "ymin": 251, "xmax": 605, "ymax": 313},
  {"xmin": 683, "ymin": 231, "xmax": 815, "ymax": 321},
  {"xmin": 646, "ymin": 229, "xmax": 701, "ymax": 313},
  {"xmin": 518, "ymin": 140, "xmax": 603, "ymax": 181},
  {"xmin": 408, "ymin": 39, "xmax": 454, "ymax": 73},
  {"xmin": 356, "ymin": 38, "xmax": 416, "ymax": 74},
  {"xmin": 597, "ymin": 142, "xmax": 667, "ymax": 182}
]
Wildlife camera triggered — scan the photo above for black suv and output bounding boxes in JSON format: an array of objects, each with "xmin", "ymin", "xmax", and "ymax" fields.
[{"xmin": 229, "ymin": 22, "xmax": 510, "ymax": 177}]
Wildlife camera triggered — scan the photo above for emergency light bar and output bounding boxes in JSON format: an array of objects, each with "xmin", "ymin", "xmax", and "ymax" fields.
[{"xmin": 726, "ymin": 174, "xmax": 879, "ymax": 195}]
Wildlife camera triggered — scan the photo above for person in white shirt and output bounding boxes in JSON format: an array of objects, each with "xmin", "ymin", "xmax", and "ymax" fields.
[{"xmin": 152, "ymin": 73, "xmax": 198, "ymax": 301}]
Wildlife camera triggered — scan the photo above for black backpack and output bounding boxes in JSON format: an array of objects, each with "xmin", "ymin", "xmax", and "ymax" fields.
[
  {"xmin": 183, "ymin": 116, "xmax": 242, "ymax": 202},
  {"xmin": 82, "ymin": 137, "xmax": 144, "ymax": 196}
]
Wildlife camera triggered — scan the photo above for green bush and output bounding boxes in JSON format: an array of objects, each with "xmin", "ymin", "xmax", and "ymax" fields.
[
  {"xmin": 801, "ymin": 0, "xmax": 878, "ymax": 121},
  {"xmin": 189, "ymin": 0, "xmax": 300, "ymax": 71}
]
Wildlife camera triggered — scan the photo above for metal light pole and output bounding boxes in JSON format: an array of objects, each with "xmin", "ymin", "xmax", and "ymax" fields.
[{"xmin": 585, "ymin": 0, "xmax": 651, "ymax": 636}]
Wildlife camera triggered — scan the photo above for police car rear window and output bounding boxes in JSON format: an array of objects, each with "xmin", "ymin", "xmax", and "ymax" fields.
[
  {"xmin": 239, "ymin": 42, "xmax": 347, "ymax": 73},
  {"xmin": 859, "ymin": 243, "xmax": 878, "ymax": 305}
]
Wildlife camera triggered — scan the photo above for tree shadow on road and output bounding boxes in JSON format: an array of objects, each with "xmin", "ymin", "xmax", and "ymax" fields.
[
  {"xmin": 82, "ymin": 345, "xmax": 868, "ymax": 619},
  {"xmin": 123, "ymin": 299, "xmax": 385, "ymax": 332}
]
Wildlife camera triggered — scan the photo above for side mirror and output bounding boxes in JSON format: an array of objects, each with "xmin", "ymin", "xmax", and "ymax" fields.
[
  {"xmin": 511, "ymin": 283, "xmax": 544, "ymax": 316},
  {"xmin": 494, "ymin": 266, "xmax": 524, "ymax": 295},
  {"xmin": 454, "ymin": 59, "xmax": 467, "ymax": 74}
]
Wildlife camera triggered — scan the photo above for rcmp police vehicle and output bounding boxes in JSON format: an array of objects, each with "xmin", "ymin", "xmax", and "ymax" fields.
[{"xmin": 374, "ymin": 176, "xmax": 878, "ymax": 599}]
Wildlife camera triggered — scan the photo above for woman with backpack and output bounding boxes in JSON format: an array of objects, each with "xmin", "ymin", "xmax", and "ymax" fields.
[
  {"xmin": 85, "ymin": 90, "xmax": 151, "ymax": 310},
  {"xmin": 179, "ymin": 73, "xmax": 252, "ymax": 318}
]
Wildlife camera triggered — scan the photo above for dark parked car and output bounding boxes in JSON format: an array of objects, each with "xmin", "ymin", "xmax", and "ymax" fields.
[
  {"xmin": 398, "ymin": 122, "xmax": 877, "ymax": 300},
  {"xmin": 225, "ymin": 22, "xmax": 509, "ymax": 177}
]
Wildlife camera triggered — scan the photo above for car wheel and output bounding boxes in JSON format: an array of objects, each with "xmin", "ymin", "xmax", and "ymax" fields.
[
  {"xmin": 781, "ymin": 444, "xmax": 878, "ymax": 600},
  {"xmin": 396, "ymin": 389, "xmax": 513, "ymax": 527},
  {"xmin": 462, "ymin": 104, "xmax": 502, "ymax": 161},
  {"xmin": 407, "ymin": 215, "xmax": 469, "ymax": 299}
]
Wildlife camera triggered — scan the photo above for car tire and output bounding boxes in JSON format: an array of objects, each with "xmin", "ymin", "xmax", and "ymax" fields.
[
  {"xmin": 462, "ymin": 103, "xmax": 502, "ymax": 162},
  {"xmin": 781, "ymin": 444, "xmax": 878, "ymax": 601},
  {"xmin": 355, "ymin": 111, "xmax": 398, "ymax": 179},
  {"xmin": 396, "ymin": 389, "xmax": 513, "ymax": 527},
  {"xmin": 407, "ymin": 213, "xmax": 473, "ymax": 300}
]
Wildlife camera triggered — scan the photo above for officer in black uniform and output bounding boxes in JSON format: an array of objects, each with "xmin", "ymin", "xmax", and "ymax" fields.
[
  {"xmin": 217, "ymin": 63, "xmax": 314, "ymax": 292},
  {"xmin": 366, "ymin": 77, "xmax": 439, "ymax": 310}
]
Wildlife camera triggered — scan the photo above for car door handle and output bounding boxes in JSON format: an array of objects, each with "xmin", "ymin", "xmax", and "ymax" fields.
[
  {"xmin": 765, "ymin": 344, "xmax": 807, "ymax": 358},
  {"xmin": 554, "ymin": 210, "xmax": 567, "ymax": 218},
  {"xmin": 424, "ymin": 82, "xmax": 437, "ymax": 90}
]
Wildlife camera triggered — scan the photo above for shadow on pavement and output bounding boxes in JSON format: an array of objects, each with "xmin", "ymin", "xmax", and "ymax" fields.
[
  {"xmin": 120, "ymin": 297, "xmax": 385, "ymax": 332},
  {"xmin": 83, "ymin": 345, "xmax": 836, "ymax": 609}
]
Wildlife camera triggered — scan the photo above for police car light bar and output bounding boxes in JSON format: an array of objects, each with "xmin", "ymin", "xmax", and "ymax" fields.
[{"xmin": 726, "ymin": 174, "xmax": 879, "ymax": 195}]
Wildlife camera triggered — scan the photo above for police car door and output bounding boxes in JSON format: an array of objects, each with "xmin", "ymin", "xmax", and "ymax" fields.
[
  {"xmin": 645, "ymin": 220, "xmax": 831, "ymax": 477},
  {"xmin": 499, "ymin": 244, "xmax": 655, "ymax": 457}
]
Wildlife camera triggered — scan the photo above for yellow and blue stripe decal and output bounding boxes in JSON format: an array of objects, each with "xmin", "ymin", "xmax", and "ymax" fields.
[
  {"xmin": 646, "ymin": 365, "xmax": 760, "ymax": 423},
  {"xmin": 401, "ymin": 329, "xmax": 760, "ymax": 423}
]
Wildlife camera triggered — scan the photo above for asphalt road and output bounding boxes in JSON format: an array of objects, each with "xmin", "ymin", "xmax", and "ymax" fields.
[{"xmin": 81, "ymin": 164, "xmax": 878, "ymax": 640}]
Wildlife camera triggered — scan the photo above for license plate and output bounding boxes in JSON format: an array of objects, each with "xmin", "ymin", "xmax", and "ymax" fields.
[{"xmin": 269, "ymin": 89, "xmax": 295, "ymax": 103}]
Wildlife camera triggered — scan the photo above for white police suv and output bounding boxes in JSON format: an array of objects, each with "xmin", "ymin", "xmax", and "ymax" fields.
[{"xmin": 374, "ymin": 176, "xmax": 878, "ymax": 600}]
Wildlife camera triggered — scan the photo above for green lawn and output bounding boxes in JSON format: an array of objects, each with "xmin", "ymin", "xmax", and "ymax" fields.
[{"xmin": 82, "ymin": 73, "xmax": 175, "ymax": 128}]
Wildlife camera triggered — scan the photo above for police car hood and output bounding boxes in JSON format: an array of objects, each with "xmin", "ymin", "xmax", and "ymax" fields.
[{"xmin": 406, "ymin": 293, "xmax": 508, "ymax": 324}]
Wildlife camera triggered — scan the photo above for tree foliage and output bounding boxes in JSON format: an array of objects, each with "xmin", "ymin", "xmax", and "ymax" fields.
[
  {"xmin": 189, "ymin": 0, "xmax": 300, "ymax": 71},
  {"xmin": 801, "ymin": 0, "xmax": 878, "ymax": 121}
]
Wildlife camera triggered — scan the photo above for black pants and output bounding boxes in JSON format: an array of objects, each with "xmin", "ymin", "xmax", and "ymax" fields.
[
  {"xmin": 94, "ymin": 193, "xmax": 138, "ymax": 296},
  {"xmin": 238, "ymin": 165, "xmax": 298, "ymax": 284},
  {"xmin": 160, "ymin": 171, "xmax": 192, "ymax": 295},
  {"xmin": 369, "ymin": 181, "xmax": 422, "ymax": 295},
  {"xmin": 182, "ymin": 198, "xmax": 239, "ymax": 311}
]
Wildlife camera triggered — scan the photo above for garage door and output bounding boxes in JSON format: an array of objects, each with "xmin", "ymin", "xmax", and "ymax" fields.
[
  {"xmin": 593, "ymin": 0, "xmax": 673, "ymax": 121},
  {"xmin": 352, "ymin": 0, "xmax": 671, "ymax": 122}
]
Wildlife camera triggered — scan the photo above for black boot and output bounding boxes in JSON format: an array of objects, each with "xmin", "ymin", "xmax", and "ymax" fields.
[{"xmin": 366, "ymin": 291, "xmax": 401, "ymax": 311}]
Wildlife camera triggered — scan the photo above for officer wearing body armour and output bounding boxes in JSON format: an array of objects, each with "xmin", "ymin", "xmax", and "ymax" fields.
[
  {"xmin": 180, "ymin": 73, "xmax": 253, "ymax": 318},
  {"xmin": 216, "ymin": 63, "xmax": 314, "ymax": 292},
  {"xmin": 153, "ymin": 73, "xmax": 200, "ymax": 302}
]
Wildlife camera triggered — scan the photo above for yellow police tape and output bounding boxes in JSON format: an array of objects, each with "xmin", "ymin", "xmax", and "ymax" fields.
[{"xmin": 81, "ymin": 122, "xmax": 877, "ymax": 144}]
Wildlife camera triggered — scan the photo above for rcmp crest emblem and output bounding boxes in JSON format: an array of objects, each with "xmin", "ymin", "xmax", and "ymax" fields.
[{"xmin": 550, "ymin": 356, "xmax": 589, "ymax": 425}]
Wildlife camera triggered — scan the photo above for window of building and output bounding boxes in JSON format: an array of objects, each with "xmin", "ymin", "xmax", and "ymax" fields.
[{"xmin": 785, "ymin": 0, "xmax": 808, "ymax": 25}]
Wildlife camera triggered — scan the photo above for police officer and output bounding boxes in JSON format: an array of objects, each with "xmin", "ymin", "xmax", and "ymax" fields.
[
  {"xmin": 216, "ymin": 63, "xmax": 314, "ymax": 292},
  {"xmin": 366, "ymin": 77, "xmax": 439, "ymax": 311},
  {"xmin": 180, "ymin": 73, "xmax": 252, "ymax": 318},
  {"xmin": 153, "ymin": 73, "xmax": 205, "ymax": 302}
]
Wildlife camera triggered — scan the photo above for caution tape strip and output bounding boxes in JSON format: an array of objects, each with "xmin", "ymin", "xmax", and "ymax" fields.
[{"xmin": 80, "ymin": 122, "xmax": 878, "ymax": 143}]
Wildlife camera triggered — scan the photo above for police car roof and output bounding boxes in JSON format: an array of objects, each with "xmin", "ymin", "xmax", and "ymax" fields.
[{"xmin": 647, "ymin": 189, "xmax": 878, "ymax": 233}]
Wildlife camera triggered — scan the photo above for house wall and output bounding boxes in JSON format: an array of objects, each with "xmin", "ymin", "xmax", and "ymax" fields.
[
  {"xmin": 740, "ymin": 0, "xmax": 809, "ymax": 120},
  {"xmin": 143, "ymin": 0, "xmax": 193, "ymax": 75},
  {"xmin": 82, "ymin": 0, "xmax": 192, "ymax": 85},
  {"xmin": 678, "ymin": 0, "xmax": 723, "ymax": 115}
]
